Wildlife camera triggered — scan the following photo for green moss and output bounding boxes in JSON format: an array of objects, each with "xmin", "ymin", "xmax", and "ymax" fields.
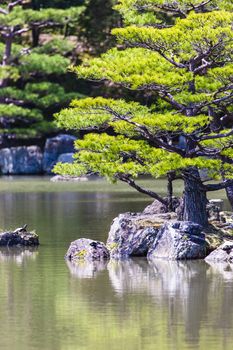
[
  {"xmin": 75, "ymin": 249, "xmax": 87, "ymax": 259},
  {"xmin": 107, "ymin": 242, "xmax": 118, "ymax": 251}
]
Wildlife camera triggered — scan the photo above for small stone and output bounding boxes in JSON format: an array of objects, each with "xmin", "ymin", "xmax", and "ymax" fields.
[
  {"xmin": 65, "ymin": 238, "xmax": 109, "ymax": 262},
  {"xmin": 50, "ymin": 175, "xmax": 88, "ymax": 182}
]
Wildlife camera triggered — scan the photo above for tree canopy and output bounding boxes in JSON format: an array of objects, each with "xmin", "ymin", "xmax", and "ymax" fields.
[{"xmin": 53, "ymin": 0, "xmax": 232, "ymax": 225}]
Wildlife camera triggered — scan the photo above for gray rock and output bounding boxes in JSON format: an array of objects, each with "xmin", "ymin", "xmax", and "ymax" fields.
[
  {"xmin": 65, "ymin": 238, "xmax": 109, "ymax": 262},
  {"xmin": 42, "ymin": 134, "xmax": 76, "ymax": 174},
  {"xmin": 205, "ymin": 241, "xmax": 233, "ymax": 263},
  {"xmin": 0, "ymin": 146, "xmax": 42, "ymax": 174},
  {"xmin": 50, "ymin": 175, "xmax": 88, "ymax": 182},
  {"xmin": 57, "ymin": 152, "xmax": 74, "ymax": 164},
  {"xmin": 106, "ymin": 212, "xmax": 159, "ymax": 258},
  {"xmin": 0, "ymin": 230, "xmax": 39, "ymax": 246},
  {"xmin": 207, "ymin": 199, "xmax": 224, "ymax": 222},
  {"xmin": 143, "ymin": 198, "xmax": 181, "ymax": 215},
  {"xmin": 147, "ymin": 221, "xmax": 207, "ymax": 261}
]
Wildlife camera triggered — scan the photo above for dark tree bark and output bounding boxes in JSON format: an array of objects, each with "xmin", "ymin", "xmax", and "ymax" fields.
[
  {"xmin": 167, "ymin": 171, "xmax": 176, "ymax": 212},
  {"xmin": 182, "ymin": 168, "xmax": 208, "ymax": 227},
  {"xmin": 2, "ymin": 33, "xmax": 13, "ymax": 66},
  {"xmin": 221, "ymin": 173, "xmax": 233, "ymax": 211},
  {"xmin": 225, "ymin": 185, "xmax": 233, "ymax": 210},
  {"xmin": 32, "ymin": 27, "xmax": 40, "ymax": 47}
]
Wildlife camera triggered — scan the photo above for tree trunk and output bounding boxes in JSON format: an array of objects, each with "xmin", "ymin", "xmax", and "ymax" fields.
[
  {"xmin": 32, "ymin": 27, "xmax": 40, "ymax": 47},
  {"xmin": 2, "ymin": 33, "xmax": 13, "ymax": 66},
  {"xmin": 182, "ymin": 168, "xmax": 208, "ymax": 227},
  {"xmin": 167, "ymin": 171, "xmax": 176, "ymax": 212},
  {"xmin": 225, "ymin": 185, "xmax": 233, "ymax": 210},
  {"xmin": 0, "ymin": 32, "xmax": 13, "ymax": 88}
]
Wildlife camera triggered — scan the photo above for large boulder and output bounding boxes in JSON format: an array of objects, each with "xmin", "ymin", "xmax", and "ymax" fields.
[
  {"xmin": 106, "ymin": 212, "xmax": 168, "ymax": 258},
  {"xmin": 42, "ymin": 134, "xmax": 76, "ymax": 174},
  {"xmin": 57, "ymin": 152, "xmax": 74, "ymax": 164},
  {"xmin": 65, "ymin": 238, "xmax": 109, "ymax": 262},
  {"xmin": 0, "ymin": 231, "xmax": 39, "ymax": 246},
  {"xmin": 147, "ymin": 221, "xmax": 207, "ymax": 260},
  {"xmin": 0, "ymin": 146, "xmax": 42, "ymax": 174},
  {"xmin": 205, "ymin": 241, "xmax": 233, "ymax": 263}
]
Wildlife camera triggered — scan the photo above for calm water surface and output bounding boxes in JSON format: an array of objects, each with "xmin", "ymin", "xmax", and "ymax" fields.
[{"xmin": 0, "ymin": 177, "xmax": 232, "ymax": 350}]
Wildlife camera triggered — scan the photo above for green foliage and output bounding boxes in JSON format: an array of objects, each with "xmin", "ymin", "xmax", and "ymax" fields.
[
  {"xmin": 20, "ymin": 54, "xmax": 70, "ymax": 76},
  {"xmin": 56, "ymin": 97, "xmax": 209, "ymax": 134},
  {"xmin": 34, "ymin": 38, "xmax": 76, "ymax": 55},
  {"xmin": 0, "ymin": 1, "xmax": 84, "ymax": 140},
  {"xmin": 115, "ymin": 0, "xmax": 233, "ymax": 25},
  {"xmin": 0, "ymin": 104, "xmax": 42, "ymax": 120},
  {"xmin": 55, "ymin": 0, "xmax": 233, "ymax": 192},
  {"xmin": 74, "ymin": 47, "xmax": 192, "ymax": 89}
]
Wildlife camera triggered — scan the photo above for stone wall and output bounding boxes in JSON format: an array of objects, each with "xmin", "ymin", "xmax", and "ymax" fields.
[{"xmin": 0, "ymin": 134, "xmax": 76, "ymax": 175}]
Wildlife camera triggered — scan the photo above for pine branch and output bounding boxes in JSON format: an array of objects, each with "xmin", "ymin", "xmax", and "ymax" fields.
[
  {"xmin": 0, "ymin": 7, "xmax": 7, "ymax": 15},
  {"xmin": 205, "ymin": 179, "xmax": 233, "ymax": 192},
  {"xmin": 8, "ymin": 0, "xmax": 23, "ymax": 12},
  {"xmin": 199, "ymin": 129, "xmax": 233, "ymax": 141},
  {"xmin": 116, "ymin": 173, "xmax": 168, "ymax": 205}
]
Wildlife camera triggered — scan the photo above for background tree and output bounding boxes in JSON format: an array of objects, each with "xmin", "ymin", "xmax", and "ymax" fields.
[
  {"xmin": 0, "ymin": 0, "xmax": 84, "ymax": 146},
  {"xmin": 78, "ymin": 0, "xmax": 120, "ymax": 55},
  {"xmin": 54, "ymin": 0, "xmax": 233, "ymax": 227}
]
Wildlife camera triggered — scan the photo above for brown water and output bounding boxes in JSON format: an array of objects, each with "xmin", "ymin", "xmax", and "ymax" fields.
[{"xmin": 0, "ymin": 177, "xmax": 232, "ymax": 350}]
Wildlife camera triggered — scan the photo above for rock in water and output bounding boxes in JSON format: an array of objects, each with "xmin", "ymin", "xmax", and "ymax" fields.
[
  {"xmin": 106, "ymin": 212, "xmax": 160, "ymax": 258},
  {"xmin": 147, "ymin": 221, "xmax": 207, "ymax": 260},
  {"xmin": 65, "ymin": 238, "xmax": 109, "ymax": 262},
  {"xmin": 42, "ymin": 134, "xmax": 76, "ymax": 174},
  {"xmin": 56, "ymin": 153, "xmax": 74, "ymax": 164},
  {"xmin": 0, "ymin": 146, "xmax": 42, "ymax": 174},
  {"xmin": 0, "ymin": 231, "xmax": 39, "ymax": 246},
  {"xmin": 50, "ymin": 175, "xmax": 88, "ymax": 182},
  {"xmin": 205, "ymin": 241, "xmax": 233, "ymax": 263}
]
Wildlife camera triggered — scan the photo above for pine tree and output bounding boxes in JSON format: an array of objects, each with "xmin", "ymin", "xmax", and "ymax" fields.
[
  {"xmin": 0, "ymin": 0, "xmax": 84, "ymax": 145},
  {"xmin": 54, "ymin": 0, "xmax": 233, "ymax": 227},
  {"xmin": 78, "ymin": 0, "xmax": 120, "ymax": 55}
]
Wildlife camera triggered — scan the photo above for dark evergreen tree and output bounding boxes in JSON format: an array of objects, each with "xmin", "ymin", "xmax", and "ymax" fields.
[
  {"xmin": 78, "ymin": 0, "xmax": 120, "ymax": 55},
  {"xmin": 0, "ymin": 0, "xmax": 84, "ymax": 145}
]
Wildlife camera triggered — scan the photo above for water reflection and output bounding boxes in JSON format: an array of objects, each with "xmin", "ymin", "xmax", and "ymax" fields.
[
  {"xmin": 66, "ymin": 259, "xmax": 108, "ymax": 279},
  {"xmin": 0, "ymin": 246, "xmax": 38, "ymax": 265},
  {"xmin": 68, "ymin": 258, "xmax": 233, "ymax": 349},
  {"xmin": 206, "ymin": 260, "xmax": 233, "ymax": 281},
  {"xmin": 0, "ymin": 177, "xmax": 232, "ymax": 350}
]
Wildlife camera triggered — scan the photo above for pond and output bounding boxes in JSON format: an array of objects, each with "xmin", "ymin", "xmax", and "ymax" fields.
[{"xmin": 0, "ymin": 177, "xmax": 232, "ymax": 350}]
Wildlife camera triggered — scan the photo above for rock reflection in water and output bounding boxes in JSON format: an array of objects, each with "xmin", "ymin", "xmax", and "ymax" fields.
[
  {"xmin": 108, "ymin": 258, "xmax": 210, "ymax": 344},
  {"xmin": 66, "ymin": 259, "xmax": 108, "ymax": 279},
  {"xmin": 0, "ymin": 246, "xmax": 38, "ymax": 266},
  {"xmin": 206, "ymin": 260, "xmax": 233, "ymax": 281},
  {"xmin": 108, "ymin": 258, "xmax": 156, "ymax": 295}
]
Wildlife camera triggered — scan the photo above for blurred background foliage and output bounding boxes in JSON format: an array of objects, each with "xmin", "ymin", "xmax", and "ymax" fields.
[{"xmin": 0, "ymin": 0, "xmax": 120, "ymax": 147}]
